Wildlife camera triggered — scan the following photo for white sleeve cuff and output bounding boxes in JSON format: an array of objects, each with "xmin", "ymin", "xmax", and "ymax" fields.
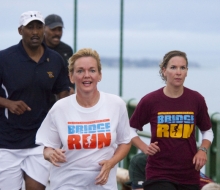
[
  {"xmin": 130, "ymin": 127, "xmax": 138, "ymax": 139},
  {"xmin": 201, "ymin": 128, "xmax": 214, "ymax": 143}
]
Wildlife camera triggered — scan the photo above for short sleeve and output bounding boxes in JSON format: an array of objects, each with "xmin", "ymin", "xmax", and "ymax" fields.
[
  {"xmin": 130, "ymin": 96, "xmax": 151, "ymax": 131},
  {"xmin": 36, "ymin": 111, "xmax": 62, "ymax": 149},
  {"xmin": 115, "ymin": 101, "xmax": 131, "ymax": 145},
  {"xmin": 196, "ymin": 96, "xmax": 212, "ymax": 131},
  {"xmin": 52, "ymin": 57, "xmax": 70, "ymax": 95},
  {"xmin": 0, "ymin": 52, "xmax": 4, "ymax": 84}
]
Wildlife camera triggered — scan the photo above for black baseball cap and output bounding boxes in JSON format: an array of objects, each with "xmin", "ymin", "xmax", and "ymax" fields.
[{"xmin": 45, "ymin": 14, "xmax": 64, "ymax": 29}]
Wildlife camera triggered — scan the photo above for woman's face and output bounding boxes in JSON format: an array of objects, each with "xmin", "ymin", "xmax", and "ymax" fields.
[
  {"xmin": 69, "ymin": 56, "xmax": 102, "ymax": 95},
  {"xmin": 163, "ymin": 56, "xmax": 188, "ymax": 88}
]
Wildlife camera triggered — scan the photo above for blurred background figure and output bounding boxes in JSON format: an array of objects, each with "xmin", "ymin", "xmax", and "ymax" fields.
[{"xmin": 44, "ymin": 14, "xmax": 74, "ymax": 107}]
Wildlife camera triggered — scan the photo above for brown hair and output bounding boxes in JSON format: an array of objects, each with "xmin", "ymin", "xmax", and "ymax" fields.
[
  {"xmin": 68, "ymin": 48, "xmax": 102, "ymax": 74},
  {"xmin": 159, "ymin": 50, "xmax": 188, "ymax": 81}
]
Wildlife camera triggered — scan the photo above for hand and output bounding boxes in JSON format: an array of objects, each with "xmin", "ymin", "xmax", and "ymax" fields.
[
  {"xmin": 95, "ymin": 160, "xmax": 113, "ymax": 185},
  {"xmin": 193, "ymin": 150, "xmax": 207, "ymax": 171},
  {"xmin": 44, "ymin": 148, "xmax": 66, "ymax": 167},
  {"xmin": 7, "ymin": 100, "xmax": 31, "ymax": 115},
  {"xmin": 145, "ymin": 141, "xmax": 160, "ymax": 155}
]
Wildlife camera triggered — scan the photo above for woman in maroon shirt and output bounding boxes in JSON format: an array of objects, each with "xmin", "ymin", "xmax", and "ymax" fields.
[{"xmin": 129, "ymin": 50, "xmax": 214, "ymax": 190}]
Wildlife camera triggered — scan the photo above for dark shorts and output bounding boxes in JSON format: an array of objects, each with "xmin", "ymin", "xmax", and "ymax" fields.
[{"xmin": 143, "ymin": 180, "xmax": 199, "ymax": 190}]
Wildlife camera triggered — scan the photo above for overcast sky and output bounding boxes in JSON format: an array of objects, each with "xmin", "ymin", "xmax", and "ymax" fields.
[{"xmin": 0, "ymin": 0, "xmax": 220, "ymax": 67}]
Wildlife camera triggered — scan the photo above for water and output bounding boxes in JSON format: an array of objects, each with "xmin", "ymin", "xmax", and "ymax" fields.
[{"xmin": 99, "ymin": 66, "xmax": 220, "ymax": 113}]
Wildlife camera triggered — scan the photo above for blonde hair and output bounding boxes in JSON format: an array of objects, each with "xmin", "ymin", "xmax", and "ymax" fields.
[
  {"xmin": 68, "ymin": 48, "xmax": 102, "ymax": 74},
  {"xmin": 201, "ymin": 183, "xmax": 220, "ymax": 190},
  {"xmin": 159, "ymin": 50, "xmax": 188, "ymax": 81}
]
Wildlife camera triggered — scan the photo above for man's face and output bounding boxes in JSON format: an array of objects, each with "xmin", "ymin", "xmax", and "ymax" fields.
[
  {"xmin": 18, "ymin": 20, "xmax": 44, "ymax": 49},
  {"xmin": 44, "ymin": 26, "xmax": 63, "ymax": 48}
]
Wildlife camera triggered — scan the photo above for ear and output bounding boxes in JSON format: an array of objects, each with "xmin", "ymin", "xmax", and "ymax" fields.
[
  {"xmin": 44, "ymin": 26, "xmax": 48, "ymax": 35},
  {"xmin": 98, "ymin": 72, "xmax": 102, "ymax": 82},
  {"xmin": 18, "ymin": 26, "xmax": 22, "ymax": 36},
  {"xmin": 162, "ymin": 67, "xmax": 167, "ymax": 77},
  {"xmin": 69, "ymin": 72, "xmax": 75, "ymax": 84},
  {"xmin": 185, "ymin": 67, "xmax": 188, "ymax": 77}
]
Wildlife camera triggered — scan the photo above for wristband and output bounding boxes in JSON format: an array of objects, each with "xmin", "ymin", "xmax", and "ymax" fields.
[{"xmin": 198, "ymin": 147, "xmax": 207, "ymax": 154}]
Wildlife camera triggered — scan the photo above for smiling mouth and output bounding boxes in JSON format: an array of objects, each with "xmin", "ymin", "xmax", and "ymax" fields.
[
  {"xmin": 83, "ymin": 82, "xmax": 92, "ymax": 84},
  {"xmin": 52, "ymin": 36, "xmax": 61, "ymax": 40},
  {"xmin": 31, "ymin": 37, "xmax": 40, "ymax": 42}
]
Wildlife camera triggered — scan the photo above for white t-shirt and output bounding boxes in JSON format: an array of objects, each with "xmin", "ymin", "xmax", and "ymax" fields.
[{"xmin": 36, "ymin": 92, "xmax": 131, "ymax": 190}]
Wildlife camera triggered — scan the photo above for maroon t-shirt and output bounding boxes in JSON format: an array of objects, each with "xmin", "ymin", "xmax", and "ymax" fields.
[{"xmin": 130, "ymin": 87, "xmax": 212, "ymax": 185}]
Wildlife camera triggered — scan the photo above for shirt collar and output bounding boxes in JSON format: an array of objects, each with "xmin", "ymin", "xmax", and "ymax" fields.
[{"xmin": 18, "ymin": 40, "xmax": 50, "ymax": 63}]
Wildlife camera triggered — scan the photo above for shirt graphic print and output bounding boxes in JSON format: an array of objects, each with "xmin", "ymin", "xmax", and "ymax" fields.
[
  {"xmin": 67, "ymin": 119, "xmax": 111, "ymax": 149},
  {"xmin": 157, "ymin": 112, "xmax": 194, "ymax": 138}
]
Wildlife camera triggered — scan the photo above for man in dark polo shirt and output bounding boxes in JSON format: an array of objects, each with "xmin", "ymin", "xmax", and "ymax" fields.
[
  {"xmin": 0, "ymin": 11, "xmax": 69, "ymax": 190},
  {"xmin": 44, "ymin": 14, "xmax": 75, "ymax": 101}
]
